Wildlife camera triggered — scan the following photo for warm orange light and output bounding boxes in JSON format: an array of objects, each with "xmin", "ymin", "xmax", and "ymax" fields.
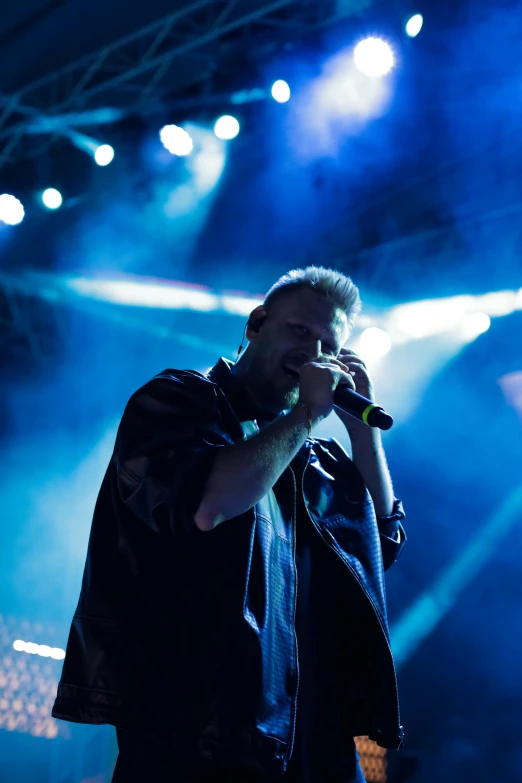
[{"xmin": 355, "ymin": 736, "xmax": 387, "ymax": 783}]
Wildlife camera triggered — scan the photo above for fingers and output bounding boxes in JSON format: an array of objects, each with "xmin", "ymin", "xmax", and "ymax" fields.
[
  {"xmin": 338, "ymin": 348, "xmax": 367, "ymax": 369},
  {"xmin": 307, "ymin": 360, "xmax": 356, "ymax": 391},
  {"xmin": 335, "ymin": 351, "xmax": 372, "ymax": 394},
  {"xmin": 337, "ymin": 350, "xmax": 369, "ymax": 378},
  {"xmin": 343, "ymin": 359, "xmax": 366, "ymax": 374},
  {"xmin": 322, "ymin": 355, "xmax": 356, "ymax": 377},
  {"xmin": 313, "ymin": 357, "xmax": 351, "ymax": 375},
  {"xmin": 325, "ymin": 361, "xmax": 357, "ymax": 391},
  {"xmin": 339, "ymin": 373, "xmax": 357, "ymax": 392},
  {"xmin": 320, "ymin": 355, "xmax": 349, "ymax": 369}
]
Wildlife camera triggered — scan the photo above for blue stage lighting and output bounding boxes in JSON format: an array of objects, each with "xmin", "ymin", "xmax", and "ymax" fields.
[
  {"xmin": 360, "ymin": 327, "xmax": 392, "ymax": 360},
  {"xmin": 159, "ymin": 125, "xmax": 193, "ymax": 156},
  {"xmin": 213, "ymin": 115, "xmax": 240, "ymax": 140},
  {"xmin": 354, "ymin": 37, "xmax": 394, "ymax": 78},
  {"xmin": 41, "ymin": 188, "xmax": 63, "ymax": 210},
  {"xmin": 94, "ymin": 144, "xmax": 114, "ymax": 166},
  {"xmin": 271, "ymin": 80, "xmax": 291, "ymax": 103},
  {"xmin": 0, "ymin": 193, "xmax": 25, "ymax": 225},
  {"xmin": 405, "ymin": 13, "xmax": 423, "ymax": 37},
  {"xmin": 462, "ymin": 312, "xmax": 491, "ymax": 339}
]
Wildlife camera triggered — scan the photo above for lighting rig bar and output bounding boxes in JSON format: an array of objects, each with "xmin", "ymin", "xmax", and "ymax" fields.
[{"xmin": 0, "ymin": 0, "xmax": 371, "ymax": 170}]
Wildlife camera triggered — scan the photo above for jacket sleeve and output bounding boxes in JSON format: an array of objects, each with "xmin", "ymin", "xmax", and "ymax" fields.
[
  {"xmin": 114, "ymin": 371, "xmax": 234, "ymax": 535},
  {"xmin": 376, "ymin": 498, "xmax": 407, "ymax": 571},
  {"xmin": 315, "ymin": 437, "xmax": 406, "ymax": 571}
]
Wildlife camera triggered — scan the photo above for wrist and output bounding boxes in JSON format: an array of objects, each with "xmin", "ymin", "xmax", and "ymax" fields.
[
  {"xmin": 297, "ymin": 395, "xmax": 327, "ymax": 427},
  {"xmin": 290, "ymin": 402, "xmax": 312, "ymax": 437},
  {"xmin": 337, "ymin": 405, "xmax": 377, "ymax": 435},
  {"xmin": 347, "ymin": 420, "xmax": 381, "ymax": 445},
  {"xmin": 291, "ymin": 402, "xmax": 322, "ymax": 437}
]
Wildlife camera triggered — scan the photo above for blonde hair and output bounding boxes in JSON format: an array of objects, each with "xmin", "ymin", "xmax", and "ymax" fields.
[{"xmin": 264, "ymin": 266, "xmax": 361, "ymax": 328}]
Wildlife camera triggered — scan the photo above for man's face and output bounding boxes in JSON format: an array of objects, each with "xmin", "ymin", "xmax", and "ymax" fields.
[{"xmin": 243, "ymin": 288, "xmax": 350, "ymax": 414}]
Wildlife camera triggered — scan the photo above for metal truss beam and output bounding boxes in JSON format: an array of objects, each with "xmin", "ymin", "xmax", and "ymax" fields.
[{"xmin": 0, "ymin": 0, "xmax": 370, "ymax": 169}]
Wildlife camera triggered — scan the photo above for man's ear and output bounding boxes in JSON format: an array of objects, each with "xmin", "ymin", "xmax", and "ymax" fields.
[{"xmin": 246, "ymin": 306, "xmax": 267, "ymax": 339}]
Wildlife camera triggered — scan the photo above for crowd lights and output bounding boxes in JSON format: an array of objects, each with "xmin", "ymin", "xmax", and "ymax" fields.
[{"xmin": 13, "ymin": 639, "xmax": 65, "ymax": 659}]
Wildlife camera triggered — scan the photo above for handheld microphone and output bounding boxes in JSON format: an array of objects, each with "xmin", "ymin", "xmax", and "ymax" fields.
[{"xmin": 333, "ymin": 386, "xmax": 393, "ymax": 431}]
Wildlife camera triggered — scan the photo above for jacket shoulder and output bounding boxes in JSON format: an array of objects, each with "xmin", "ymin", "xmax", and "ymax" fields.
[
  {"xmin": 129, "ymin": 368, "xmax": 218, "ymax": 405},
  {"xmin": 154, "ymin": 368, "xmax": 211, "ymax": 383},
  {"xmin": 151, "ymin": 368, "xmax": 216, "ymax": 391}
]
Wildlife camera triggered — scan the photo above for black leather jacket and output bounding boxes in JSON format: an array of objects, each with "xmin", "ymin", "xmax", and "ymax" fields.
[{"xmin": 53, "ymin": 358, "xmax": 406, "ymax": 776}]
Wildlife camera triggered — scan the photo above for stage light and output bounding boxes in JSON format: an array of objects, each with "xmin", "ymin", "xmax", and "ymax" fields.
[
  {"xmin": 41, "ymin": 188, "xmax": 62, "ymax": 210},
  {"xmin": 214, "ymin": 115, "xmax": 240, "ymax": 140},
  {"xmin": 63, "ymin": 274, "xmax": 262, "ymax": 315},
  {"xmin": 461, "ymin": 312, "xmax": 491, "ymax": 339},
  {"xmin": 67, "ymin": 277, "xmax": 220, "ymax": 311},
  {"xmin": 159, "ymin": 124, "xmax": 193, "ymax": 156},
  {"xmin": 405, "ymin": 13, "xmax": 423, "ymax": 37},
  {"xmin": 473, "ymin": 290, "xmax": 519, "ymax": 317},
  {"xmin": 392, "ymin": 486, "xmax": 522, "ymax": 668},
  {"xmin": 221, "ymin": 294, "xmax": 262, "ymax": 316},
  {"xmin": 271, "ymin": 79, "xmax": 291, "ymax": 103},
  {"xmin": 392, "ymin": 295, "xmax": 475, "ymax": 339},
  {"xmin": 297, "ymin": 46, "xmax": 393, "ymax": 156},
  {"xmin": 354, "ymin": 37, "xmax": 394, "ymax": 78},
  {"xmin": 360, "ymin": 327, "xmax": 392, "ymax": 359},
  {"xmin": 0, "ymin": 193, "xmax": 25, "ymax": 225},
  {"xmin": 94, "ymin": 144, "xmax": 114, "ymax": 166}
]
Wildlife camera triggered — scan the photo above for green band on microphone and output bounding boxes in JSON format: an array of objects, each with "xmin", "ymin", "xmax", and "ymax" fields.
[{"xmin": 362, "ymin": 403, "xmax": 378, "ymax": 426}]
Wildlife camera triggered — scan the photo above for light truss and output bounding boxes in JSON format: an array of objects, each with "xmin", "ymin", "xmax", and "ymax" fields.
[{"xmin": 0, "ymin": 0, "xmax": 371, "ymax": 170}]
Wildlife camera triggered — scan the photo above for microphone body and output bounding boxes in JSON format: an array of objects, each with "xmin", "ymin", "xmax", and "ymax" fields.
[{"xmin": 333, "ymin": 386, "xmax": 393, "ymax": 431}]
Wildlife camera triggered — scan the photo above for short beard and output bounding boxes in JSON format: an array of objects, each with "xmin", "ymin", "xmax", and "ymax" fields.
[
  {"xmin": 236, "ymin": 350, "xmax": 300, "ymax": 415},
  {"xmin": 256, "ymin": 378, "xmax": 299, "ymax": 415}
]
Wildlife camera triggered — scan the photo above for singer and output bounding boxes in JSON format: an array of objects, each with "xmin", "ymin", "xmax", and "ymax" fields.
[{"xmin": 53, "ymin": 266, "xmax": 406, "ymax": 782}]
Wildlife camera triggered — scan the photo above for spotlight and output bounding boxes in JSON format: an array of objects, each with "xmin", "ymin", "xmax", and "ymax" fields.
[
  {"xmin": 41, "ymin": 188, "xmax": 63, "ymax": 210},
  {"xmin": 271, "ymin": 80, "xmax": 291, "ymax": 103},
  {"xmin": 0, "ymin": 193, "xmax": 25, "ymax": 225},
  {"xmin": 405, "ymin": 13, "xmax": 423, "ymax": 37},
  {"xmin": 360, "ymin": 327, "xmax": 392, "ymax": 360},
  {"xmin": 94, "ymin": 144, "xmax": 114, "ymax": 166},
  {"xmin": 159, "ymin": 125, "xmax": 193, "ymax": 156},
  {"xmin": 213, "ymin": 115, "xmax": 240, "ymax": 140},
  {"xmin": 462, "ymin": 312, "xmax": 491, "ymax": 339},
  {"xmin": 354, "ymin": 37, "xmax": 394, "ymax": 78},
  {"xmin": 473, "ymin": 290, "xmax": 519, "ymax": 316}
]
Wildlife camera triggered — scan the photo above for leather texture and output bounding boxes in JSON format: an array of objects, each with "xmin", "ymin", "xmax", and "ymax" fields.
[{"xmin": 52, "ymin": 358, "xmax": 406, "ymax": 776}]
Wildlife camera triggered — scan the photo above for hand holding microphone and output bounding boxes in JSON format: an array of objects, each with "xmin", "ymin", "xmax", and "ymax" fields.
[
  {"xmin": 297, "ymin": 359, "xmax": 355, "ymax": 422},
  {"xmin": 297, "ymin": 350, "xmax": 393, "ymax": 431},
  {"xmin": 334, "ymin": 348, "xmax": 393, "ymax": 430}
]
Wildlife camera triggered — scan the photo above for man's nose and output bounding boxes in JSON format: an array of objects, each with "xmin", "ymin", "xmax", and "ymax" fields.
[{"xmin": 307, "ymin": 339, "xmax": 323, "ymax": 362}]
